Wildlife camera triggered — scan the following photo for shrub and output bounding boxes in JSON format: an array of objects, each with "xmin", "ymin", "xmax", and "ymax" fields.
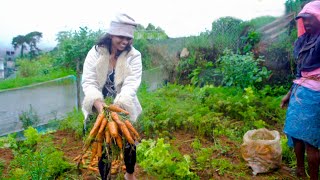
[
  {"xmin": 18, "ymin": 104, "xmax": 40, "ymax": 130},
  {"xmin": 215, "ymin": 49, "xmax": 271, "ymax": 89}
]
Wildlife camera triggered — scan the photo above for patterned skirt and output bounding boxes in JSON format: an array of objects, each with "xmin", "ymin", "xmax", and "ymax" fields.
[{"xmin": 283, "ymin": 84, "xmax": 320, "ymax": 148}]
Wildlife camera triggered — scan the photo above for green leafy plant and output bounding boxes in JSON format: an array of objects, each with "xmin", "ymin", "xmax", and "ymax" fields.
[
  {"xmin": 8, "ymin": 127, "xmax": 71, "ymax": 179},
  {"xmin": 0, "ymin": 159, "xmax": 5, "ymax": 178},
  {"xmin": 57, "ymin": 108, "xmax": 84, "ymax": 137},
  {"xmin": 211, "ymin": 159, "xmax": 235, "ymax": 176},
  {"xmin": 23, "ymin": 126, "xmax": 40, "ymax": 148},
  {"xmin": 19, "ymin": 104, "xmax": 40, "ymax": 129},
  {"xmin": 137, "ymin": 138, "xmax": 199, "ymax": 179},
  {"xmin": 216, "ymin": 49, "xmax": 271, "ymax": 89}
]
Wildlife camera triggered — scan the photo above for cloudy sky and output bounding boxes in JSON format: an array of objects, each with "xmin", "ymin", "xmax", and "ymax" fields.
[{"xmin": 0, "ymin": 0, "xmax": 286, "ymax": 48}]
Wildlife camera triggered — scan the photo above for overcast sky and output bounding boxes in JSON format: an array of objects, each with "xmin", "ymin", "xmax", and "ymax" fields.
[{"xmin": 0, "ymin": 0, "xmax": 286, "ymax": 48}]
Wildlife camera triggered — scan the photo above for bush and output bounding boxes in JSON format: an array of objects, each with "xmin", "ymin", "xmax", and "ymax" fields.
[
  {"xmin": 16, "ymin": 54, "xmax": 55, "ymax": 78},
  {"xmin": 215, "ymin": 49, "xmax": 271, "ymax": 89},
  {"xmin": 19, "ymin": 104, "xmax": 40, "ymax": 130}
]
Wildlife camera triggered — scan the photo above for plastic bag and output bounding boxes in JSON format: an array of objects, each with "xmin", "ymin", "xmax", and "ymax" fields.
[{"xmin": 240, "ymin": 128, "xmax": 282, "ymax": 175}]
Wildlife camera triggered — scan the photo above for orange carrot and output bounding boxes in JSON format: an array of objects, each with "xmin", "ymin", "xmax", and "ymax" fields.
[
  {"xmin": 89, "ymin": 112, "xmax": 105, "ymax": 137},
  {"xmin": 107, "ymin": 104, "xmax": 129, "ymax": 115},
  {"xmin": 88, "ymin": 166, "xmax": 99, "ymax": 173},
  {"xmin": 105, "ymin": 129, "xmax": 111, "ymax": 144},
  {"xmin": 108, "ymin": 121, "xmax": 119, "ymax": 138},
  {"xmin": 98, "ymin": 117, "xmax": 108, "ymax": 134},
  {"xmin": 73, "ymin": 155, "xmax": 81, "ymax": 161},
  {"xmin": 111, "ymin": 112, "xmax": 125, "ymax": 125},
  {"xmin": 124, "ymin": 120, "xmax": 140, "ymax": 140},
  {"xmin": 96, "ymin": 133, "xmax": 103, "ymax": 158},
  {"xmin": 90, "ymin": 141, "xmax": 98, "ymax": 163},
  {"xmin": 119, "ymin": 123, "xmax": 135, "ymax": 144},
  {"xmin": 115, "ymin": 135, "xmax": 123, "ymax": 149}
]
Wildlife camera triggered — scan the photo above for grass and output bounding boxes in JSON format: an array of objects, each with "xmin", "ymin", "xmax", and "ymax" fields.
[{"xmin": 0, "ymin": 70, "xmax": 75, "ymax": 91}]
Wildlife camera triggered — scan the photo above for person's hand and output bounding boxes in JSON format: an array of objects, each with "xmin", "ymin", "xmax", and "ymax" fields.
[
  {"xmin": 280, "ymin": 91, "xmax": 291, "ymax": 109},
  {"xmin": 93, "ymin": 100, "xmax": 107, "ymax": 114}
]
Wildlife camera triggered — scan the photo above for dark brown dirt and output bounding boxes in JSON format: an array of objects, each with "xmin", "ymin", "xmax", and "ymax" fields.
[
  {"xmin": 0, "ymin": 129, "xmax": 300, "ymax": 180},
  {"xmin": 0, "ymin": 148, "xmax": 14, "ymax": 176}
]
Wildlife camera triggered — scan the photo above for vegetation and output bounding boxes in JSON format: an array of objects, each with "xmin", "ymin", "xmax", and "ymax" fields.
[
  {"xmin": 12, "ymin": 31, "xmax": 43, "ymax": 58},
  {"xmin": 0, "ymin": 4, "xmax": 304, "ymax": 179}
]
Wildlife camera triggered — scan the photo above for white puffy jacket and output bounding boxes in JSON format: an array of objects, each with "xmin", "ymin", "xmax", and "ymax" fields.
[{"xmin": 81, "ymin": 45, "xmax": 142, "ymax": 121}]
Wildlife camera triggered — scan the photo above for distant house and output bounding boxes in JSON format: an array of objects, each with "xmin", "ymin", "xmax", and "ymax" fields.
[
  {"xmin": 4, "ymin": 50, "xmax": 16, "ymax": 78},
  {"xmin": 0, "ymin": 58, "xmax": 4, "ymax": 79}
]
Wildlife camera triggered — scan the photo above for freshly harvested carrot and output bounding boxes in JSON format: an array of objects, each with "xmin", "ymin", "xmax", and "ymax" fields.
[
  {"xmin": 88, "ymin": 166, "xmax": 99, "ymax": 173},
  {"xmin": 83, "ymin": 153, "xmax": 89, "ymax": 159},
  {"xmin": 98, "ymin": 117, "xmax": 108, "ymax": 134},
  {"xmin": 107, "ymin": 104, "xmax": 129, "ymax": 115},
  {"xmin": 119, "ymin": 123, "xmax": 135, "ymax": 144},
  {"xmin": 108, "ymin": 121, "xmax": 119, "ymax": 138},
  {"xmin": 73, "ymin": 155, "xmax": 81, "ymax": 161},
  {"xmin": 96, "ymin": 133, "xmax": 103, "ymax": 158},
  {"xmin": 115, "ymin": 135, "xmax": 123, "ymax": 149},
  {"xmin": 124, "ymin": 120, "xmax": 140, "ymax": 140},
  {"xmin": 90, "ymin": 142, "xmax": 98, "ymax": 163},
  {"xmin": 122, "ymin": 165, "xmax": 126, "ymax": 171},
  {"xmin": 81, "ymin": 158, "xmax": 86, "ymax": 165},
  {"xmin": 89, "ymin": 112, "xmax": 105, "ymax": 137},
  {"xmin": 111, "ymin": 112, "xmax": 125, "ymax": 125},
  {"xmin": 120, "ymin": 152, "xmax": 124, "ymax": 161},
  {"xmin": 105, "ymin": 129, "xmax": 111, "ymax": 144}
]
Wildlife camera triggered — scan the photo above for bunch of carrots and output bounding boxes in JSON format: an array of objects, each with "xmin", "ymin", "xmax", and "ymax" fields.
[{"xmin": 73, "ymin": 104, "xmax": 140, "ymax": 175}]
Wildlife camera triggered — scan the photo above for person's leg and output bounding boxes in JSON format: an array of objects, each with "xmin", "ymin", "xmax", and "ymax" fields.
[
  {"xmin": 305, "ymin": 142, "xmax": 319, "ymax": 180},
  {"xmin": 98, "ymin": 146, "xmax": 112, "ymax": 180},
  {"xmin": 124, "ymin": 143, "xmax": 136, "ymax": 180},
  {"xmin": 293, "ymin": 138, "xmax": 307, "ymax": 177}
]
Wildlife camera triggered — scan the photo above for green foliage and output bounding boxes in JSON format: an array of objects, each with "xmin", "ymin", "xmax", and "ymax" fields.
[
  {"xmin": 0, "ymin": 158, "xmax": 5, "ymax": 178},
  {"xmin": 176, "ymin": 46, "xmax": 218, "ymax": 86},
  {"xmin": 240, "ymin": 30, "xmax": 261, "ymax": 54},
  {"xmin": 138, "ymin": 84, "xmax": 286, "ymax": 141},
  {"xmin": 55, "ymin": 27, "xmax": 102, "ymax": 72},
  {"xmin": 0, "ymin": 69, "xmax": 75, "ymax": 90},
  {"xmin": 137, "ymin": 138, "xmax": 199, "ymax": 179},
  {"xmin": 211, "ymin": 158, "xmax": 235, "ymax": 176},
  {"xmin": 23, "ymin": 127, "xmax": 40, "ymax": 148},
  {"xmin": 280, "ymin": 136, "xmax": 296, "ymax": 167},
  {"xmin": 216, "ymin": 49, "xmax": 271, "ymax": 89},
  {"xmin": 211, "ymin": 16, "xmax": 244, "ymax": 53},
  {"xmin": 8, "ymin": 127, "xmax": 71, "ymax": 179},
  {"xmin": 135, "ymin": 23, "xmax": 169, "ymax": 40},
  {"xmin": 248, "ymin": 16, "xmax": 277, "ymax": 29},
  {"xmin": 18, "ymin": 104, "xmax": 40, "ymax": 130},
  {"xmin": 16, "ymin": 54, "xmax": 55, "ymax": 78},
  {"xmin": 263, "ymin": 29, "xmax": 296, "ymax": 86},
  {"xmin": 58, "ymin": 108, "xmax": 84, "ymax": 137},
  {"xmin": 285, "ymin": 0, "xmax": 310, "ymax": 14},
  {"xmin": 133, "ymin": 39, "xmax": 152, "ymax": 69},
  {"xmin": 12, "ymin": 31, "xmax": 43, "ymax": 58}
]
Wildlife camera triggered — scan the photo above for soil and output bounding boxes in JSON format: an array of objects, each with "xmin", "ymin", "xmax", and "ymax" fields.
[
  {"xmin": 0, "ymin": 148, "xmax": 14, "ymax": 176},
  {"xmin": 0, "ymin": 129, "xmax": 299, "ymax": 180}
]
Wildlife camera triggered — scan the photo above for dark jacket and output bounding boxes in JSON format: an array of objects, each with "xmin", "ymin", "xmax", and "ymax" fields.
[{"xmin": 294, "ymin": 32, "xmax": 320, "ymax": 78}]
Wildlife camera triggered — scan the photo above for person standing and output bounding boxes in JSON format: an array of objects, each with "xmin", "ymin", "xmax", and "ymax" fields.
[
  {"xmin": 81, "ymin": 13, "xmax": 142, "ymax": 180},
  {"xmin": 281, "ymin": 1, "xmax": 320, "ymax": 179}
]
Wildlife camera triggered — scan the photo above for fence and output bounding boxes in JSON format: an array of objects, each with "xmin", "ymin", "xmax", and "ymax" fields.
[{"xmin": 0, "ymin": 67, "xmax": 167, "ymax": 136}]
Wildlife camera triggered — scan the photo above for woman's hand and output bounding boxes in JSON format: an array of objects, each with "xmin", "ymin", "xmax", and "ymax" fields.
[
  {"xmin": 93, "ymin": 100, "xmax": 107, "ymax": 114},
  {"xmin": 280, "ymin": 91, "xmax": 291, "ymax": 109}
]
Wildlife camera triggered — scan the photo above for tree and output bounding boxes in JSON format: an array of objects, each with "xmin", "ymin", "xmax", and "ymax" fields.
[
  {"xmin": 12, "ymin": 35, "xmax": 27, "ymax": 58},
  {"xmin": 25, "ymin": 31, "xmax": 43, "ymax": 58},
  {"xmin": 11, "ymin": 31, "xmax": 43, "ymax": 58},
  {"xmin": 55, "ymin": 27, "xmax": 103, "ymax": 109}
]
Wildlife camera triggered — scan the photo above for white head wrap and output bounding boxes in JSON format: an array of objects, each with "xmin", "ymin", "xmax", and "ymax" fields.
[{"xmin": 107, "ymin": 13, "xmax": 137, "ymax": 38}]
